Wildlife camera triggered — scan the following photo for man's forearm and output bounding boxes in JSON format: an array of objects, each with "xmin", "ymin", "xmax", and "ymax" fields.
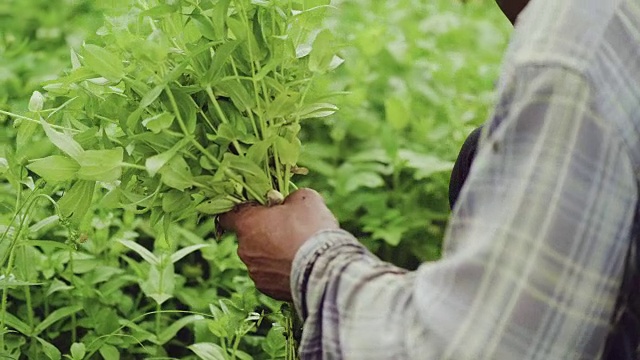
[{"xmin": 291, "ymin": 229, "xmax": 417, "ymax": 359}]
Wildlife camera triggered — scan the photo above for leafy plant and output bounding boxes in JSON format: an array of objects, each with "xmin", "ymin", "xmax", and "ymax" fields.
[
  {"xmin": 24, "ymin": 0, "xmax": 341, "ymax": 228},
  {"xmin": 1, "ymin": 0, "xmax": 341, "ymax": 358}
]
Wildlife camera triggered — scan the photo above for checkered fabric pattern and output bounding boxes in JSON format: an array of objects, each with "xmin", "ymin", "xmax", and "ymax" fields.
[{"xmin": 290, "ymin": 0, "xmax": 640, "ymax": 359}]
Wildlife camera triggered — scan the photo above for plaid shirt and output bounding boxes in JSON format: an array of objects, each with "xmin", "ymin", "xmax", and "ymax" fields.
[{"xmin": 291, "ymin": 1, "xmax": 640, "ymax": 359}]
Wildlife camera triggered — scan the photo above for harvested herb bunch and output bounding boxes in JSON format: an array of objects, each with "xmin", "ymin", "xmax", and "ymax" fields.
[{"xmin": 24, "ymin": 0, "xmax": 341, "ymax": 233}]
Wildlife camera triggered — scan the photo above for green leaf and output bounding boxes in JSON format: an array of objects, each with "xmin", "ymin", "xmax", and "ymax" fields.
[
  {"xmin": 70, "ymin": 342, "xmax": 86, "ymax": 360},
  {"xmin": 27, "ymin": 155, "xmax": 79, "ymax": 182},
  {"xmin": 385, "ymin": 96, "xmax": 410, "ymax": 130},
  {"xmin": 83, "ymin": 44, "xmax": 125, "ymax": 82},
  {"xmin": 98, "ymin": 344, "xmax": 120, "ymax": 360},
  {"xmin": 140, "ymin": 263, "xmax": 175, "ymax": 305},
  {"xmin": 36, "ymin": 337, "xmax": 61, "ymax": 360},
  {"xmin": 217, "ymin": 80, "xmax": 255, "ymax": 112},
  {"xmin": 156, "ymin": 315, "xmax": 205, "ymax": 345},
  {"xmin": 39, "ymin": 118, "xmax": 84, "ymax": 160},
  {"xmin": 267, "ymin": 93, "xmax": 299, "ymax": 119},
  {"xmin": 162, "ymin": 190, "xmax": 192, "ymax": 213},
  {"xmin": 0, "ymin": 158, "xmax": 7, "ymax": 175},
  {"xmin": 46, "ymin": 279, "xmax": 74, "ymax": 297},
  {"xmin": 246, "ymin": 139, "xmax": 272, "ymax": 165},
  {"xmin": 189, "ymin": 343, "xmax": 226, "ymax": 360},
  {"xmin": 205, "ymin": 41, "xmax": 240, "ymax": 84},
  {"xmin": 142, "ymin": 112, "xmax": 175, "ymax": 133},
  {"xmin": 170, "ymin": 244, "xmax": 210, "ymax": 264},
  {"xmin": 76, "ymin": 148, "xmax": 124, "ymax": 182},
  {"xmin": 4, "ymin": 312, "xmax": 32, "ymax": 335},
  {"xmin": 159, "ymin": 156, "xmax": 195, "ymax": 191},
  {"xmin": 145, "ymin": 138, "xmax": 190, "ymax": 177},
  {"xmin": 212, "ymin": 0, "xmax": 231, "ymax": 39},
  {"xmin": 398, "ymin": 150, "xmax": 454, "ymax": 179},
  {"xmin": 139, "ymin": 85, "xmax": 164, "ymax": 109},
  {"xmin": 191, "ymin": 14, "xmax": 218, "ymax": 40},
  {"xmin": 57, "ymin": 180, "xmax": 96, "ymax": 225},
  {"xmin": 195, "ymin": 197, "xmax": 236, "ymax": 215},
  {"xmin": 262, "ymin": 326, "xmax": 286, "ymax": 357},
  {"xmin": 294, "ymin": 102, "xmax": 338, "ymax": 119},
  {"xmin": 170, "ymin": 89, "xmax": 197, "ymax": 133},
  {"xmin": 118, "ymin": 239, "xmax": 159, "ymax": 265},
  {"xmin": 275, "ymin": 136, "xmax": 300, "ymax": 166},
  {"xmin": 34, "ymin": 305, "xmax": 83, "ymax": 336},
  {"xmin": 309, "ymin": 29, "xmax": 336, "ymax": 73}
]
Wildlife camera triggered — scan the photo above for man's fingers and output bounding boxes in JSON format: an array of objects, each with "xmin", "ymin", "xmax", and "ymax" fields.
[
  {"xmin": 284, "ymin": 188, "xmax": 325, "ymax": 205},
  {"xmin": 218, "ymin": 202, "xmax": 261, "ymax": 232},
  {"xmin": 218, "ymin": 188, "xmax": 327, "ymax": 233}
]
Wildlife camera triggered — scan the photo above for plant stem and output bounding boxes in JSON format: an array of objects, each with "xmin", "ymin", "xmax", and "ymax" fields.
[
  {"xmin": 120, "ymin": 162, "xmax": 147, "ymax": 171},
  {"xmin": 0, "ymin": 249, "xmax": 15, "ymax": 351},
  {"xmin": 155, "ymin": 303, "xmax": 161, "ymax": 337},
  {"xmin": 0, "ymin": 185, "xmax": 44, "ymax": 349},
  {"xmin": 0, "ymin": 109, "xmax": 78, "ymax": 132},
  {"xmin": 23, "ymin": 251, "xmax": 34, "ymax": 332},
  {"xmin": 283, "ymin": 164, "xmax": 291, "ymax": 196},
  {"xmin": 165, "ymin": 86, "xmax": 220, "ymax": 166},
  {"xmin": 165, "ymin": 87, "xmax": 266, "ymax": 204},
  {"xmin": 272, "ymin": 147, "xmax": 285, "ymax": 192},
  {"xmin": 229, "ymin": 58, "xmax": 263, "ymax": 138},
  {"xmin": 204, "ymin": 86, "xmax": 245, "ymax": 154},
  {"xmin": 69, "ymin": 247, "xmax": 77, "ymax": 343}
]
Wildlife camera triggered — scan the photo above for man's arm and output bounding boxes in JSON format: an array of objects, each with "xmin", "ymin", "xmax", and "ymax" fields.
[{"xmin": 290, "ymin": 64, "xmax": 637, "ymax": 359}]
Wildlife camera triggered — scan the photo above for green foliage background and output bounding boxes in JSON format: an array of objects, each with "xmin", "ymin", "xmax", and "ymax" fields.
[{"xmin": 0, "ymin": 0, "xmax": 510, "ymax": 358}]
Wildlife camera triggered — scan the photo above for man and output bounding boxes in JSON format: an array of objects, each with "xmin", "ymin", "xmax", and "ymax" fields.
[{"xmin": 221, "ymin": 0, "xmax": 640, "ymax": 358}]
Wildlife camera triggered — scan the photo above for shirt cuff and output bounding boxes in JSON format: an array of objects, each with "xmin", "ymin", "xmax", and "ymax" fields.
[{"xmin": 290, "ymin": 229, "xmax": 368, "ymax": 320}]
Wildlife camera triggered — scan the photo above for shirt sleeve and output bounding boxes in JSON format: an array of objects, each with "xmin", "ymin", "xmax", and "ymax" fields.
[{"xmin": 290, "ymin": 64, "xmax": 638, "ymax": 360}]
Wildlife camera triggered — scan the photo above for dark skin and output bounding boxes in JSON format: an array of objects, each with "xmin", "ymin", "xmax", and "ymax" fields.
[
  {"xmin": 496, "ymin": 0, "xmax": 530, "ymax": 24},
  {"xmin": 220, "ymin": 0, "xmax": 531, "ymax": 302}
]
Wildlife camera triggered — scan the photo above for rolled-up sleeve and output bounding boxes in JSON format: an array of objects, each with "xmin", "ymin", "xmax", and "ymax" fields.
[{"xmin": 291, "ymin": 65, "xmax": 637, "ymax": 359}]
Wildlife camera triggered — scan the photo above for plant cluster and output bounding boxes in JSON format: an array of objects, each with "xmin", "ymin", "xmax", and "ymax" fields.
[{"xmin": 1, "ymin": 0, "xmax": 340, "ymax": 358}]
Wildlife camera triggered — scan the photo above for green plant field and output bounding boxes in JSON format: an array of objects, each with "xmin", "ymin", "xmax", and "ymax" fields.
[{"xmin": 0, "ymin": 0, "xmax": 510, "ymax": 358}]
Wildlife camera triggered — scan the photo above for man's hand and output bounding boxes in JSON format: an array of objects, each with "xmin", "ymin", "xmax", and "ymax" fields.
[{"xmin": 219, "ymin": 188, "xmax": 339, "ymax": 301}]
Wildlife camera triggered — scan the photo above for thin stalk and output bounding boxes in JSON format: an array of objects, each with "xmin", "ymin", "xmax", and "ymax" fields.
[
  {"xmin": 283, "ymin": 163, "xmax": 291, "ymax": 196},
  {"xmin": 166, "ymin": 87, "xmax": 266, "ymax": 204},
  {"xmin": 0, "ymin": 109, "xmax": 78, "ymax": 132},
  {"xmin": 0, "ymin": 183, "xmax": 39, "ymax": 341},
  {"xmin": 225, "ymin": 2, "xmax": 267, "ymax": 137},
  {"xmin": 165, "ymin": 86, "xmax": 220, "ymax": 166},
  {"xmin": 68, "ymin": 248, "xmax": 77, "ymax": 343},
  {"xmin": 182, "ymin": 92, "xmax": 217, "ymax": 133},
  {"xmin": 23, "ymin": 252, "xmax": 34, "ymax": 332},
  {"xmin": 231, "ymin": 334, "xmax": 241, "ymax": 360},
  {"xmin": 156, "ymin": 303, "xmax": 161, "ymax": 337},
  {"xmin": 227, "ymin": 57, "xmax": 269, "ymax": 179},
  {"xmin": 220, "ymin": 338, "xmax": 228, "ymax": 358},
  {"xmin": 234, "ymin": 0, "xmax": 270, "ymax": 130},
  {"xmin": 229, "ymin": 58, "xmax": 264, "ymax": 138},
  {"xmin": 0, "ymin": 190, "xmax": 42, "ymax": 266},
  {"xmin": 120, "ymin": 162, "xmax": 147, "ymax": 171},
  {"xmin": 0, "ymin": 249, "xmax": 16, "ymax": 351},
  {"xmin": 272, "ymin": 148, "xmax": 285, "ymax": 192},
  {"xmin": 204, "ymin": 86, "xmax": 246, "ymax": 154}
]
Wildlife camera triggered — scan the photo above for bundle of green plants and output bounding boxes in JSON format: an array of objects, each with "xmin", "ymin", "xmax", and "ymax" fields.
[{"xmin": 21, "ymin": 0, "xmax": 340, "ymax": 230}]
